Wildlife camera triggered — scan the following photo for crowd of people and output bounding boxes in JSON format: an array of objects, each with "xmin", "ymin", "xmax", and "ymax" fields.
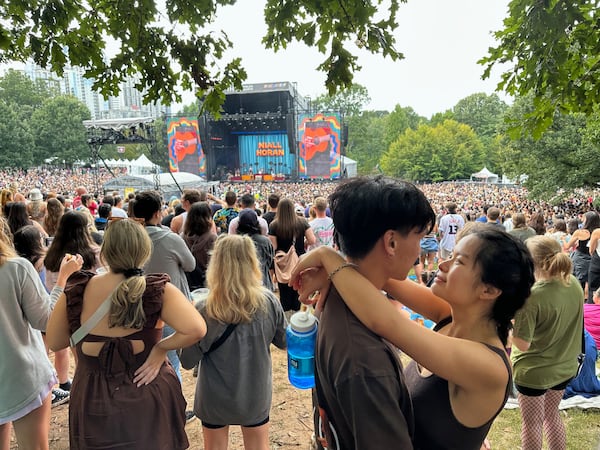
[{"xmin": 0, "ymin": 167, "xmax": 599, "ymax": 449}]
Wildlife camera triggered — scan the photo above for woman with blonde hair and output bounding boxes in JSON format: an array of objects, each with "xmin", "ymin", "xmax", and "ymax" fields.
[
  {"xmin": 180, "ymin": 234, "xmax": 286, "ymax": 450},
  {"xmin": 0, "ymin": 220, "xmax": 82, "ymax": 450},
  {"xmin": 0, "ymin": 188, "xmax": 13, "ymax": 214},
  {"xmin": 512, "ymin": 236, "xmax": 584, "ymax": 450},
  {"xmin": 46, "ymin": 219, "xmax": 206, "ymax": 449}
]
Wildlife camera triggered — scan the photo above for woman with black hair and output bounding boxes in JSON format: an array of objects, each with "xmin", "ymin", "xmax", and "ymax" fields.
[
  {"xmin": 291, "ymin": 224, "xmax": 535, "ymax": 449},
  {"xmin": 43, "ymin": 211, "xmax": 100, "ymax": 396},
  {"xmin": 7, "ymin": 201, "xmax": 48, "ymax": 238},
  {"xmin": 13, "ymin": 225, "xmax": 47, "ymax": 281},
  {"xmin": 182, "ymin": 202, "xmax": 217, "ymax": 291},
  {"xmin": 565, "ymin": 211, "xmax": 600, "ymax": 292},
  {"xmin": 238, "ymin": 209, "xmax": 274, "ymax": 290}
]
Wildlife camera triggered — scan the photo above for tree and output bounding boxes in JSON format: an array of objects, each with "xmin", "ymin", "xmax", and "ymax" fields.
[
  {"xmin": 383, "ymin": 104, "xmax": 424, "ymax": 151},
  {"xmin": 0, "ymin": 101, "xmax": 35, "ymax": 168},
  {"xmin": 177, "ymin": 103, "xmax": 201, "ymax": 117},
  {"xmin": 480, "ymin": 1, "xmax": 600, "ymax": 137},
  {"xmin": 345, "ymin": 110, "xmax": 388, "ymax": 174},
  {"xmin": 452, "ymin": 93, "xmax": 508, "ymax": 140},
  {"xmin": 499, "ymin": 95, "xmax": 600, "ymax": 199},
  {"xmin": 31, "ymin": 96, "xmax": 91, "ymax": 166},
  {"xmin": 380, "ymin": 120, "xmax": 484, "ymax": 182},
  {"xmin": 312, "ymin": 84, "xmax": 371, "ymax": 117},
  {"xmin": 0, "ymin": 1, "xmax": 403, "ymax": 113},
  {"xmin": 451, "ymin": 93, "xmax": 509, "ymax": 173},
  {"xmin": 0, "ymin": 69, "xmax": 58, "ymax": 108}
]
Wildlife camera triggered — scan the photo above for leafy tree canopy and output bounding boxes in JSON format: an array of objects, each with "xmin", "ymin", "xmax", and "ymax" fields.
[
  {"xmin": 31, "ymin": 95, "xmax": 91, "ymax": 166},
  {"xmin": 380, "ymin": 120, "xmax": 484, "ymax": 182},
  {"xmin": 452, "ymin": 93, "xmax": 508, "ymax": 140},
  {"xmin": 0, "ymin": 69, "xmax": 58, "ymax": 108},
  {"xmin": 498, "ymin": 94, "xmax": 600, "ymax": 199},
  {"xmin": 480, "ymin": 0, "xmax": 600, "ymax": 137},
  {"xmin": 0, "ymin": 1, "xmax": 403, "ymax": 114},
  {"xmin": 312, "ymin": 83, "xmax": 371, "ymax": 117}
]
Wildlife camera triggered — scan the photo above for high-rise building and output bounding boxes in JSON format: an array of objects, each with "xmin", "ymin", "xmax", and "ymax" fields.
[{"xmin": 21, "ymin": 62, "xmax": 170, "ymax": 120}]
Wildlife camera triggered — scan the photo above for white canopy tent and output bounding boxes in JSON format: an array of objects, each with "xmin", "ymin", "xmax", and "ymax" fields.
[
  {"xmin": 102, "ymin": 172, "xmax": 216, "ymax": 200},
  {"xmin": 470, "ymin": 167, "xmax": 499, "ymax": 183},
  {"xmin": 103, "ymin": 154, "xmax": 159, "ymax": 176},
  {"xmin": 341, "ymin": 156, "xmax": 357, "ymax": 178}
]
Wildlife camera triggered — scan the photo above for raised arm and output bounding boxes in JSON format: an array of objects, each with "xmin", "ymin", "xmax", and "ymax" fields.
[
  {"xmin": 133, "ymin": 282, "xmax": 206, "ymax": 386},
  {"xmin": 382, "ymin": 278, "xmax": 451, "ymax": 323},
  {"xmin": 291, "ymin": 247, "xmax": 507, "ymax": 392}
]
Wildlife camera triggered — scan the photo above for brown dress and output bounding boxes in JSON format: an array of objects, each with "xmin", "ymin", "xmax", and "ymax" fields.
[{"xmin": 65, "ymin": 271, "xmax": 189, "ymax": 450}]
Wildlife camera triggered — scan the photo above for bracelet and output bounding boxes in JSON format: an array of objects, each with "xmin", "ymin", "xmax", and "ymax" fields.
[{"xmin": 328, "ymin": 262, "xmax": 358, "ymax": 281}]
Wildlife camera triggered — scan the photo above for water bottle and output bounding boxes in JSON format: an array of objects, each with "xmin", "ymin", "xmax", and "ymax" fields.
[{"xmin": 286, "ymin": 310, "xmax": 317, "ymax": 389}]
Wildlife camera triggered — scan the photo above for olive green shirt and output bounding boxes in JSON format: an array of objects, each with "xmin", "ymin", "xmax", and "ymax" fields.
[{"xmin": 512, "ymin": 275, "xmax": 584, "ymax": 389}]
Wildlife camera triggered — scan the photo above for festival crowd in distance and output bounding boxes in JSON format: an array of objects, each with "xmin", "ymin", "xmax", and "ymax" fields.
[{"xmin": 1, "ymin": 166, "xmax": 599, "ymax": 450}]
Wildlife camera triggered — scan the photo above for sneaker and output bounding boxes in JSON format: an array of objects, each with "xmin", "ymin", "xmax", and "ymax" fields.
[
  {"xmin": 59, "ymin": 380, "xmax": 72, "ymax": 391},
  {"xmin": 51, "ymin": 388, "xmax": 70, "ymax": 408},
  {"xmin": 185, "ymin": 410, "xmax": 196, "ymax": 423}
]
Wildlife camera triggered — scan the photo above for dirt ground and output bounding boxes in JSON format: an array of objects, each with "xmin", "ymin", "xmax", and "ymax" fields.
[{"xmin": 10, "ymin": 347, "xmax": 314, "ymax": 450}]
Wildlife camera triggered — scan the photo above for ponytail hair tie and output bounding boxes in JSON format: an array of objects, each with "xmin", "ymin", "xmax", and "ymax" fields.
[{"xmin": 123, "ymin": 268, "xmax": 144, "ymax": 278}]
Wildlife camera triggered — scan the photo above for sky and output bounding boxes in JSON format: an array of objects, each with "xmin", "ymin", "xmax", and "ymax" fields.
[{"xmin": 199, "ymin": 0, "xmax": 513, "ymax": 118}]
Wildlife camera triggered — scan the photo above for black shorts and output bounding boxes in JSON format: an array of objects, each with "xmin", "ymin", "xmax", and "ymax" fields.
[
  {"xmin": 202, "ymin": 416, "xmax": 269, "ymax": 429},
  {"xmin": 515, "ymin": 378, "xmax": 572, "ymax": 397}
]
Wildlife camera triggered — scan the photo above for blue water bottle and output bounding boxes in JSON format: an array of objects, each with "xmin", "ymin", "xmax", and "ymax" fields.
[{"xmin": 287, "ymin": 310, "xmax": 317, "ymax": 389}]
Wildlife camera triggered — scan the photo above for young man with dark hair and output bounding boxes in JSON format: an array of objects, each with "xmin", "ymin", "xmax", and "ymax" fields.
[
  {"xmin": 438, "ymin": 201, "xmax": 465, "ymax": 260},
  {"xmin": 212, "ymin": 190, "xmax": 239, "ymax": 234},
  {"xmin": 312, "ymin": 176, "xmax": 435, "ymax": 449},
  {"xmin": 262, "ymin": 193, "xmax": 280, "ymax": 225},
  {"xmin": 133, "ymin": 190, "xmax": 196, "ymax": 382},
  {"xmin": 170, "ymin": 189, "xmax": 203, "ymax": 234}
]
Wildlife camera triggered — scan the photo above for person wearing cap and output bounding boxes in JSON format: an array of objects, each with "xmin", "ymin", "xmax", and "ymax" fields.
[
  {"xmin": 27, "ymin": 189, "xmax": 47, "ymax": 229},
  {"xmin": 237, "ymin": 209, "xmax": 274, "ymax": 290},
  {"xmin": 228, "ymin": 193, "xmax": 268, "ymax": 236}
]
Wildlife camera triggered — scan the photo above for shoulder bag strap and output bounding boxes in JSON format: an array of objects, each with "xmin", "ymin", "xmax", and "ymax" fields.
[
  {"xmin": 204, "ymin": 323, "xmax": 238, "ymax": 355},
  {"xmin": 69, "ymin": 284, "xmax": 120, "ymax": 347}
]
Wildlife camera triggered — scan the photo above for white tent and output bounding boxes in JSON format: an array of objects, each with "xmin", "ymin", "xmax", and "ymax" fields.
[
  {"xmin": 102, "ymin": 154, "xmax": 159, "ymax": 175},
  {"xmin": 341, "ymin": 156, "xmax": 358, "ymax": 178},
  {"xmin": 102, "ymin": 172, "xmax": 216, "ymax": 200},
  {"xmin": 470, "ymin": 167, "xmax": 499, "ymax": 183}
]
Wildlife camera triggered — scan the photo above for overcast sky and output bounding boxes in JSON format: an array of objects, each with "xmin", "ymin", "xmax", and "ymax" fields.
[{"xmin": 201, "ymin": 0, "xmax": 512, "ymax": 118}]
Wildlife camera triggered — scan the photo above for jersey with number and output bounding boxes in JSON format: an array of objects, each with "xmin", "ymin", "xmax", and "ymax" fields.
[{"xmin": 438, "ymin": 214, "xmax": 465, "ymax": 252}]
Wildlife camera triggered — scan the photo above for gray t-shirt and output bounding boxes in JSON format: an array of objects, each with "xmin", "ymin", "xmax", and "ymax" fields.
[{"xmin": 180, "ymin": 290, "xmax": 287, "ymax": 425}]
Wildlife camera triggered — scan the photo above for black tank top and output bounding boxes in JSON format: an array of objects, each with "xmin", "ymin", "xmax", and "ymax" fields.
[
  {"xmin": 576, "ymin": 236, "xmax": 591, "ymax": 254},
  {"xmin": 405, "ymin": 317, "xmax": 512, "ymax": 450}
]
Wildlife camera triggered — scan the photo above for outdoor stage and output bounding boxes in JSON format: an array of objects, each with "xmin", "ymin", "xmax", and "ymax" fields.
[{"xmin": 167, "ymin": 81, "xmax": 347, "ymax": 182}]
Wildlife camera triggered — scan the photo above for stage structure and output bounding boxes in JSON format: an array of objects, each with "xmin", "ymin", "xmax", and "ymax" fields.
[
  {"xmin": 199, "ymin": 82, "xmax": 318, "ymax": 181},
  {"xmin": 167, "ymin": 117, "xmax": 206, "ymax": 178},
  {"xmin": 297, "ymin": 113, "xmax": 343, "ymax": 179},
  {"xmin": 83, "ymin": 117, "xmax": 186, "ymax": 195}
]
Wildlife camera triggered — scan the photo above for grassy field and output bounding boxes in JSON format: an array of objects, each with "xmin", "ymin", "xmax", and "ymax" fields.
[{"xmin": 488, "ymin": 408, "xmax": 600, "ymax": 449}]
